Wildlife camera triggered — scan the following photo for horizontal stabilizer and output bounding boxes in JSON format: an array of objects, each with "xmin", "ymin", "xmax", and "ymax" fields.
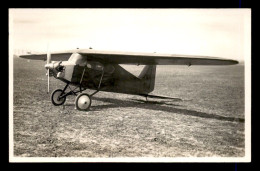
[{"xmin": 139, "ymin": 94, "xmax": 182, "ymax": 101}]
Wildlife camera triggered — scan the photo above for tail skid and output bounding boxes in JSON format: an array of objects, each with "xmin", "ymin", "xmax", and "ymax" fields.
[{"xmin": 139, "ymin": 94, "xmax": 182, "ymax": 101}]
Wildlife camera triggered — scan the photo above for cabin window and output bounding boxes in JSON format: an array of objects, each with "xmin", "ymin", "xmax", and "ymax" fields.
[
  {"xmin": 86, "ymin": 61, "xmax": 104, "ymax": 71},
  {"xmin": 104, "ymin": 64, "xmax": 115, "ymax": 74}
]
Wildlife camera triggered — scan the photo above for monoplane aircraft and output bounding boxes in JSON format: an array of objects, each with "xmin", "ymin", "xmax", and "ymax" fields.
[{"xmin": 19, "ymin": 49, "xmax": 238, "ymax": 111}]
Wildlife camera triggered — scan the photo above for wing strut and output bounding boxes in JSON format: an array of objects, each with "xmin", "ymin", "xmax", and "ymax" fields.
[{"xmin": 89, "ymin": 69, "xmax": 105, "ymax": 97}]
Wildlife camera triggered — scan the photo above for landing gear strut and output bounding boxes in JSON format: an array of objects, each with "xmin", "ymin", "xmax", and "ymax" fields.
[
  {"xmin": 74, "ymin": 69, "xmax": 104, "ymax": 111},
  {"xmin": 50, "ymin": 69, "xmax": 105, "ymax": 111},
  {"xmin": 50, "ymin": 82, "xmax": 86, "ymax": 106}
]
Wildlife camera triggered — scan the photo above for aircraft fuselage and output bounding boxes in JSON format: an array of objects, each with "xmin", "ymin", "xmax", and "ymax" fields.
[{"xmin": 49, "ymin": 53, "xmax": 156, "ymax": 95}]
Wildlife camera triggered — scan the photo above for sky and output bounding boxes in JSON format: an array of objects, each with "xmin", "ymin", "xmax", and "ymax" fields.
[{"xmin": 9, "ymin": 9, "xmax": 250, "ymax": 62}]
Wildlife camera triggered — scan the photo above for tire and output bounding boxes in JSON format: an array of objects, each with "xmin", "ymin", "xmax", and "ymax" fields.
[
  {"xmin": 51, "ymin": 89, "xmax": 66, "ymax": 106},
  {"xmin": 75, "ymin": 93, "xmax": 92, "ymax": 111}
]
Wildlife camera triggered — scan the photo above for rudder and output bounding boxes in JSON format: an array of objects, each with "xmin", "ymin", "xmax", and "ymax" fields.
[{"xmin": 138, "ymin": 65, "xmax": 157, "ymax": 93}]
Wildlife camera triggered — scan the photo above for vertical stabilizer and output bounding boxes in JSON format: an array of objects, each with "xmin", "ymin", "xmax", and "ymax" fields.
[{"xmin": 138, "ymin": 65, "xmax": 157, "ymax": 93}]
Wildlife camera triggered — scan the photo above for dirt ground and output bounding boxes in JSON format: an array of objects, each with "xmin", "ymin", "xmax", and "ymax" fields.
[{"xmin": 12, "ymin": 57, "xmax": 245, "ymax": 158}]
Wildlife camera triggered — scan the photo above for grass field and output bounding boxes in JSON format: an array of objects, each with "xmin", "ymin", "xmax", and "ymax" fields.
[{"xmin": 12, "ymin": 57, "xmax": 245, "ymax": 158}]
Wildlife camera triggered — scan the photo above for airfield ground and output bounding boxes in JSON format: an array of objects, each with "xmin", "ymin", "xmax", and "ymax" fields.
[{"xmin": 12, "ymin": 57, "xmax": 245, "ymax": 158}]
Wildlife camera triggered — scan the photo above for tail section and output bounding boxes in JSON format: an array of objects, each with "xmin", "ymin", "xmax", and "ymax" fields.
[{"xmin": 138, "ymin": 65, "xmax": 157, "ymax": 93}]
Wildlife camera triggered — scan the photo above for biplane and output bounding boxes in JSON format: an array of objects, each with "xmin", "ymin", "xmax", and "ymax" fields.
[{"xmin": 19, "ymin": 49, "xmax": 238, "ymax": 111}]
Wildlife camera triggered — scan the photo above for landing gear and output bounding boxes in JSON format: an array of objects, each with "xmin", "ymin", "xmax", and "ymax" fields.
[
  {"xmin": 50, "ymin": 84, "xmax": 99, "ymax": 111},
  {"xmin": 51, "ymin": 89, "xmax": 66, "ymax": 106},
  {"xmin": 75, "ymin": 93, "xmax": 92, "ymax": 111},
  {"xmin": 50, "ymin": 67, "xmax": 105, "ymax": 111}
]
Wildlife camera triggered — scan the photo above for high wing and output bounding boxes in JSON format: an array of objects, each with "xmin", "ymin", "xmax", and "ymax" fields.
[
  {"xmin": 19, "ymin": 49, "xmax": 238, "ymax": 65},
  {"xmin": 19, "ymin": 52, "xmax": 72, "ymax": 61}
]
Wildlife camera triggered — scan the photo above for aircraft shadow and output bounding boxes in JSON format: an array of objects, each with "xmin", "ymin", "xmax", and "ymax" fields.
[{"xmin": 91, "ymin": 96, "xmax": 244, "ymax": 123}]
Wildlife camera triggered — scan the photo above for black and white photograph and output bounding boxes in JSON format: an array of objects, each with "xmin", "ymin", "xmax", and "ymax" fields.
[{"xmin": 9, "ymin": 8, "xmax": 251, "ymax": 162}]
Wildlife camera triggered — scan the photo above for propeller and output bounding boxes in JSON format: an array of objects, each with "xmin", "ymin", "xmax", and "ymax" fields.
[
  {"xmin": 44, "ymin": 44, "xmax": 65, "ymax": 93},
  {"xmin": 46, "ymin": 45, "xmax": 51, "ymax": 93},
  {"xmin": 44, "ymin": 46, "xmax": 64, "ymax": 94}
]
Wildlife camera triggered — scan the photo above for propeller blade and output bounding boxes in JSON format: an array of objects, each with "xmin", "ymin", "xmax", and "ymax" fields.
[
  {"xmin": 47, "ymin": 48, "xmax": 51, "ymax": 64},
  {"xmin": 46, "ymin": 44, "xmax": 51, "ymax": 93},
  {"xmin": 47, "ymin": 69, "xmax": 50, "ymax": 93}
]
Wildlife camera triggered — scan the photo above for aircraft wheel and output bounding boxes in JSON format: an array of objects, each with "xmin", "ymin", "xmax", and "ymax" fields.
[
  {"xmin": 75, "ymin": 93, "xmax": 92, "ymax": 111},
  {"xmin": 51, "ymin": 89, "xmax": 66, "ymax": 106}
]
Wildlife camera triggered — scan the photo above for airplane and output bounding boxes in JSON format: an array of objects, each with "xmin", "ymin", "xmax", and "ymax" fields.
[{"xmin": 19, "ymin": 48, "xmax": 238, "ymax": 111}]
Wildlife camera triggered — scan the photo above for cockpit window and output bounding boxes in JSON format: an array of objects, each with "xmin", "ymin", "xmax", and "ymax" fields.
[{"xmin": 87, "ymin": 61, "xmax": 104, "ymax": 71}]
